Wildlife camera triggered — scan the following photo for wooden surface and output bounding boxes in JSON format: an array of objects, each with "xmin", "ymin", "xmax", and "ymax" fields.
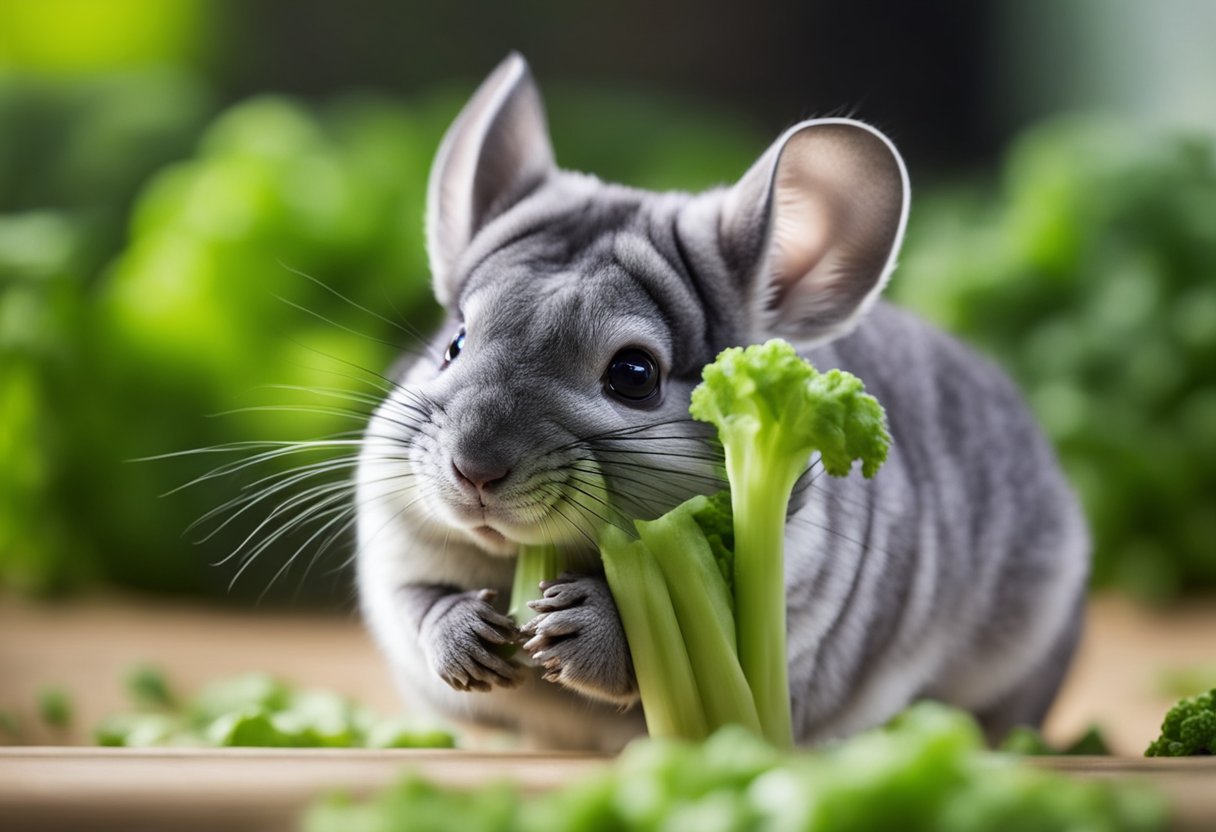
[
  {"xmin": 3, "ymin": 591, "xmax": 1214, "ymax": 753},
  {"xmin": 1, "ymin": 748, "xmax": 1214, "ymax": 832},
  {"xmin": 0, "ymin": 747, "xmax": 605, "ymax": 832},
  {"xmin": 2, "ymin": 592, "xmax": 1215, "ymax": 830}
]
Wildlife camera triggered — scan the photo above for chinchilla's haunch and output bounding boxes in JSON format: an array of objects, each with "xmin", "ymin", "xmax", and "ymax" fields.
[{"xmin": 356, "ymin": 53, "xmax": 1089, "ymax": 751}]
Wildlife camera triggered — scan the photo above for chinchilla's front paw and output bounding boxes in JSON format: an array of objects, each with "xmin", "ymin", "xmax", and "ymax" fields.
[
  {"xmin": 520, "ymin": 573, "xmax": 638, "ymax": 706},
  {"xmin": 419, "ymin": 589, "xmax": 522, "ymax": 692}
]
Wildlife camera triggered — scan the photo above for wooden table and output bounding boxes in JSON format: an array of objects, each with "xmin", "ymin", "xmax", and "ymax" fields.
[{"xmin": 2, "ymin": 748, "xmax": 1213, "ymax": 832}]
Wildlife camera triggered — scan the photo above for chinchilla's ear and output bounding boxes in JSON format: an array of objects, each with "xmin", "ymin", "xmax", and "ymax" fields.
[
  {"xmin": 426, "ymin": 52, "xmax": 555, "ymax": 306},
  {"xmin": 720, "ymin": 119, "xmax": 909, "ymax": 343}
]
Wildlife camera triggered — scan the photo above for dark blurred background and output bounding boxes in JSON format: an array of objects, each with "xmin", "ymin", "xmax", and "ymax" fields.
[{"xmin": 2, "ymin": 0, "xmax": 1214, "ymax": 605}]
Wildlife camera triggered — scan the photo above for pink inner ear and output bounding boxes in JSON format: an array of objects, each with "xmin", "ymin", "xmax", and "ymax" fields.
[{"xmin": 769, "ymin": 179, "xmax": 836, "ymax": 303}]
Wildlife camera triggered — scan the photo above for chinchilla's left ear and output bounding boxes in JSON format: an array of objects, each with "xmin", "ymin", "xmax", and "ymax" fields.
[
  {"xmin": 720, "ymin": 119, "xmax": 909, "ymax": 344},
  {"xmin": 426, "ymin": 52, "xmax": 555, "ymax": 307}
]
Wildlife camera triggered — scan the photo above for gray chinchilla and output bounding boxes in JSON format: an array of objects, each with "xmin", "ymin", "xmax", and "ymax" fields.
[{"xmin": 356, "ymin": 53, "xmax": 1089, "ymax": 751}]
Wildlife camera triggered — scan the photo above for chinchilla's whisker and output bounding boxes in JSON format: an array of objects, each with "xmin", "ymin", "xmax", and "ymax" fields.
[
  {"xmin": 190, "ymin": 459, "xmax": 372, "ymax": 539},
  {"xmin": 565, "ymin": 472, "xmax": 659, "ymax": 527},
  {"xmin": 327, "ymin": 487, "xmax": 431, "ymax": 574},
  {"xmin": 212, "ymin": 479, "xmax": 360, "ymax": 563},
  {"xmin": 257, "ymin": 385, "xmax": 433, "ymax": 424},
  {"xmin": 226, "ymin": 469, "xmax": 417, "ymax": 578},
  {"xmin": 278, "ymin": 262, "xmax": 441, "ymax": 362},
  {"xmin": 587, "ymin": 447, "xmax": 724, "ymax": 465},
  {"xmin": 209, "ymin": 404, "xmax": 386, "ymax": 424},
  {"xmin": 793, "ymin": 461, "xmax": 905, "ymax": 522},
  {"xmin": 137, "ymin": 435, "xmax": 367, "ymax": 464},
  {"xmin": 233, "ymin": 502, "xmax": 351, "ymax": 590},
  {"xmin": 259, "ymin": 504, "xmax": 359, "ymax": 602},
  {"xmin": 570, "ymin": 457, "xmax": 725, "ymax": 488},
  {"xmin": 535, "ymin": 484, "xmax": 602, "ymax": 549},
  {"xmin": 162, "ymin": 432, "xmax": 414, "ymax": 498},
  {"xmin": 586, "ymin": 434, "xmax": 716, "ymax": 445},
  {"xmin": 548, "ymin": 416, "xmax": 709, "ymax": 453},
  {"xmin": 558, "ymin": 479, "xmax": 633, "ymax": 529},
  {"xmin": 209, "ymin": 404, "xmax": 424, "ymax": 438},
  {"xmin": 566, "ymin": 467, "xmax": 686, "ymax": 513},
  {"xmin": 377, "ymin": 284, "xmax": 439, "ymax": 356},
  {"xmin": 258, "ymin": 384, "xmax": 388, "ymax": 406},
  {"xmin": 275, "ymin": 294, "xmax": 427, "ymax": 360}
]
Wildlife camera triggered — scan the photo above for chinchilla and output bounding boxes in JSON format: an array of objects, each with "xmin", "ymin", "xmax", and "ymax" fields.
[{"xmin": 355, "ymin": 53, "xmax": 1089, "ymax": 751}]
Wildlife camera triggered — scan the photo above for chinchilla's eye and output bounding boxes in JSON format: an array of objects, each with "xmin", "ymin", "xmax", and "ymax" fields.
[
  {"xmin": 443, "ymin": 327, "xmax": 466, "ymax": 366},
  {"xmin": 605, "ymin": 348, "xmax": 659, "ymax": 402}
]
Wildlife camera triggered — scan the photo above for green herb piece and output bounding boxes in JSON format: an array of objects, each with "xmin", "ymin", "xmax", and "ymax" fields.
[
  {"xmin": 37, "ymin": 686, "xmax": 72, "ymax": 728},
  {"xmin": 124, "ymin": 663, "xmax": 176, "ymax": 709}
]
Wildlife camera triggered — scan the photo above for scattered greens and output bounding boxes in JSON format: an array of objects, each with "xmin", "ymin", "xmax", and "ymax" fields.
[
  {"xmin": 1145, "ymin": 687, "xmax": 1216, "ymax": 757},
  {"xmin": 0, "ymin": 710, "xmax": 21, "ymax": 739},
  {"xmin": 94, "ymin": 670, "xmax": 455, "ymax": 749},
  {"xmin": 999, "ymin": 724, "xmax": 1111, "ymax": 756},
  {"xmin": 124, "ymin": 663, "xmax": 177, "ymax": 709},
  {"xmin": 305, "ymin": 702, "xmax": 1166, "ymax": 832},
  {"xmin": 37, "ymin": 686, "xmax": 73, "ymax": 728}
]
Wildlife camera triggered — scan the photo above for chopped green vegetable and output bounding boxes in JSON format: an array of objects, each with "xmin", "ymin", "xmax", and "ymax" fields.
[
  {"xmin": 0, "ymin": 710, "xmax": 20, "ymax": 740},
  {"xmin": 688, "ymin": 339, "xmax": 889, "ymax": 745},
  {"xmin": 93, "ymin": 669, "xmax": 456, "ymax": 749},
  {"xmin": 124, "ymin": 663, "xmax": 176, "ymax": 709},
  {"xmin": 306, "ymin": 702, "xmax": 1166, "ymax": 832},
  {"xmin": 1000, "ymin": 724, "xmax": 1110, "ymax": 756},
  {"xmin": 37, "ymin": 686, "xmax": 72, "ymax": 728},
  {"xmin": 1146, "ymin": 688, "xmax": 1216, "ymax": 757}
]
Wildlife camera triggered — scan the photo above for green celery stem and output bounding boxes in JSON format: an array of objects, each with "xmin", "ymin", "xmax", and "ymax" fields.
[
  {"xmin": 509, "ymin": 543, "xmax": 566, "ymax": 624},
  {"xmin": 731, "ymin": 440, "xmax": 797, "ymax": 747},
  {"xmin": 602, "ymin": 531, "xmax": 709, "ymax": 740}
]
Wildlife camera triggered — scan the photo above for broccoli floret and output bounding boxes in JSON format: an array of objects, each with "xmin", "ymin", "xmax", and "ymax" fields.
[{"xmin": 1145, "ymin": 688, "xmax": 1216, "ymax": 756}]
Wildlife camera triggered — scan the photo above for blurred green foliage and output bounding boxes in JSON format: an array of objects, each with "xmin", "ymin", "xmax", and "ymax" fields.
[
  {"xmin": 306, "ymin": 704, "xmax": 1165, "ymax": 832},
  {"xmin": 0, "ymin": 67, "xmax": 762, "ymax": 600},
  {"xmin": 1, "ymin": 0, "xmax": 1210, "ymax": 603},
  {"xmin": 94, "ymin": 670, "xmax": 454, "ymax": 749},
  {"xmin": 0, "ymin": 0, "xmax": 209, "ymax": 76},
  {"xmin": 894, "ymin": 118, "xmax": 1216, "ymax": 601}
]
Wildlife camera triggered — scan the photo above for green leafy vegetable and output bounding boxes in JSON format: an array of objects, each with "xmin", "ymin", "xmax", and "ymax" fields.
[
  {"xmin": 0, "ymin": 710, "xmax": 20, "ymax": 740},
  {"xmin": 37, "ymin": 686, "xmax": 72, "ymax": 728},
  {"xmin": 305, "ymin": 702, "xmax": 1166, "ymax": 832},
  {"xmin": 1146, "ymin": 688, "xmax": 1216, "ymax": 757},
  {"xmin": 1000, "ymin": 724, "xmax": 1110, "ymax": 756},
  {"xmin": 94, "ymin": 670, "xmax": 455, "ymax": 749},
  {"xmin": 687, "ymin": 339, "xmax": 889, "ymax": 745},
  {"xmin": 124, "ymin": 663, "xmax": 176, "ymax": 709}
]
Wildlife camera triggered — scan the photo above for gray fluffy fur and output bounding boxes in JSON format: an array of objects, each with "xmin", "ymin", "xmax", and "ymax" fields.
[{"xmin": 356, "ymin": 54, "xmax": 1089, "ymax": 750}]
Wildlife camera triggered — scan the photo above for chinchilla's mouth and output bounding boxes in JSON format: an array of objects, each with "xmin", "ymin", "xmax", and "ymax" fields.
[{"xmin": 471, "ymin": 524, "xmax": 508, "ymax": 547}]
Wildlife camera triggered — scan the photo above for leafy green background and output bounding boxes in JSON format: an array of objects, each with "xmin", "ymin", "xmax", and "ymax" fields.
[{"xmin": 1, "ymin": 2, "xmax": 1212, "ymax": 603}]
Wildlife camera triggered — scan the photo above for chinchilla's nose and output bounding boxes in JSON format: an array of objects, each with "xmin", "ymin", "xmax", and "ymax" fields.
[{"xmin": 451, "ymin": 456, "xmax": 510, "ymax": 493}]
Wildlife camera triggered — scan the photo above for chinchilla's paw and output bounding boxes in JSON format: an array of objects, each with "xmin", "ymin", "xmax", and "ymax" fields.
[
  {"xmin": 520, "ymin": 573, "xmax": 638, "ymax": 706},
  {"xmin": 419, "ymin": 589, "xmax": 522, "ymax": 692}
]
